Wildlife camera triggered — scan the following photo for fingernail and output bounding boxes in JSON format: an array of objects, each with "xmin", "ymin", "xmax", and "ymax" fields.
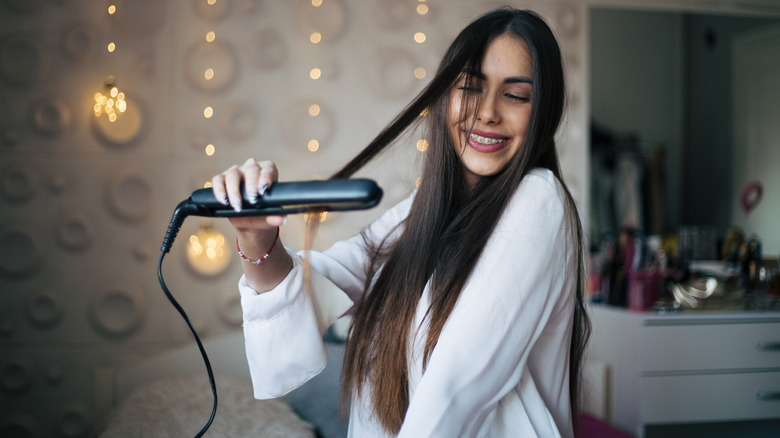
[
  {"xmin": 222, "ymin": 196, "xmax": 229, "ymax": 205},
  {"xmin": 248, "ymin": 193, "xmax": 258, "ymax": 204},
  {"xmin": 259, "ymin": 184, "xmax": 268, "ymax": 196},
  {"xmin": 231, "ymin": 202, "xmax": 242, "ymax": 213},
  {"xmin": 282, "ymin": 216, "xmax": 288, "ymax": 226}
]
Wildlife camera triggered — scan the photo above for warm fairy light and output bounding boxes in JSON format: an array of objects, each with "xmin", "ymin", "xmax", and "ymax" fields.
[
  {"xmin": 188, "ymin": 221, "xmax": 226, "ymax": 261},
  {"xmin": 204, "ymin": 106, "xmax": 214, "ymax": 118},
  {"xmin": 93, "ymin": 76, "xmax": 127, "ymax": 123},
  {"xmin": 414, "ymin": 67, "xmax": 426, "ymax": 79},
  {"xmin": 416, "ymin": 139, "xmax": 429, "ymax": 152},
  {"xmin": 417, "ymin": 4, "xmax": 429, "ymax": 15},
  {"xmin": 107, "ymin": 42, "xmax": 116, "ymax": 52},
  {"xmin": 206, "ymin": 31, "xmax": 216, "ymax": 43},
  {"xmin": 310, "ymin": 32, "xmax": 322, "ymax": 44},
  {"xmin": 420, "ymin": 108, "xmax": 429, "ymax": 116},
  {"xmin": 204, "ymin": 68, "xmax": 214, "ymax": 80},
  {"xmin": 205, "ymin": 144, "xmax": 215, "ymax": 156},
  {"xmin": 108, "ymin": 4, "xmax": 116, "ymax": 14},
  {"xmin": 312, "ymin": 0, "xmax": 323, "ymax": 7},
  {"xmin": 204, "ymin": 181, "xmax": 213, "ymax": 188},
  {"xmin": 207, "ymin": 0, "xmax": 217, "ymax": 5},
  {"xmin": 308, "ymin": 104, "xmax": 321, "ymax": 117},
  {"xmin": 309, "ymin": 68, "xmax": 322, "ymax": 79},
  {"xmin": 308, "ymin": 139, "xmax": 320, "ymax": 152},
  {"xmin": 414, "ymin": 32, "xmax": 427, "ymax": 43},
  {"xmin": 415, "ymin": 177, "xmax": 422, "ymax": 188}
]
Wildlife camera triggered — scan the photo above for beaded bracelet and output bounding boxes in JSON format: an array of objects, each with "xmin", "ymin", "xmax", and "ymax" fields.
[{"xmin": 236, "ymin": 228, "xmax": 279, "ymax": 265}]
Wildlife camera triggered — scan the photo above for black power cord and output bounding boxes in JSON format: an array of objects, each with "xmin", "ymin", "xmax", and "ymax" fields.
[{"xmin": 159, "ymin": 201, "xmax": 217, "ymax": 437}]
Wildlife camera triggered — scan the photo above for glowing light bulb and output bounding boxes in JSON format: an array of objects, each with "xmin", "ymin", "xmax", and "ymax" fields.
[
  {"xmin": 308, "ymin": 104, "xmax": 321, "ymax": 117},
  {"xmin": 308, "ymin": 139, "xmax": 320, "ymax": 152},
  {"xmin": 108, "ymin": 5, "xmax": 116, "ymax": 14},
  {"xmin": 309, "ymin": 68, "xmax": 322, "ymax": 80},
  {"xmin": 107, "ymin": 42, "xmax": 116, "ymax": 52},
  {"xmin": 94, "ymin": 76, "xmax": 127, "ymax": 123},
  {"xmin": 205, "ymin": 144, "xmax": 215, "ymax": 156},
  {"xmin": 206, "ymin": 31, "xmax": 215, "ymax": 43},
  {"xmin": 414, "ymin": 32, "xmax": 426, "ymax": 44},
  {"xmin": 312, "ymin": 0, "xmax": 322, "ymax": 7},
  {"xmin": 204, "ymin": 68, "xmax": 214, "ymax": 80},
  {"xmin": 417, "ymin": 4, "xmax": 429, "ymax": 15},
  {"xmin": 204, "ymin": 106, "xmax": 214, "ymax": 118},
  {"xmin": 310, "ymin": 32, "xmax": 322, "ymax": 44},
  {"xmin": 414, "ymin": 67, "xmax": 426, "ymax": 79},
  {"xmin": 416, "ymin": 139, "xmax": 429, "ymax": 152},
  {"xmin": 204, "ymin": 181, "xmax": 213, "ymax": 188},
  {"xmin": 207, "ymin": 0, "xmax": 217, "ymax": 5}
]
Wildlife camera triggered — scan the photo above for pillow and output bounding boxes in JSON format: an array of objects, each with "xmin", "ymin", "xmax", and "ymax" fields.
[{"xmin": 101, "ymin": 375, "xmax": 314, "ymax": 438}]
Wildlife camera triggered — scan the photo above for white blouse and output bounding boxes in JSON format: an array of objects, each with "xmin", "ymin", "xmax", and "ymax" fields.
[{"xmin": 239, "ymin": 168, "xmax": 577, "ymax": 438}]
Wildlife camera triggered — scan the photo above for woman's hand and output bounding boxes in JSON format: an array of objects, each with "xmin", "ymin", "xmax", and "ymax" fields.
[
  {"xmin": 210, "ymin": 158, "xmax": 287, "ymax": 231},
  {"xmin": 211, "ymin": 159, "xmax": 292, "ymax": 292}
]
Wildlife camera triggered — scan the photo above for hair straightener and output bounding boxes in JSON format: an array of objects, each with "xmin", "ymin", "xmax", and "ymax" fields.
[{"xmin": 157, "ymin": 178, "xmax": 382, "ymax": 437}]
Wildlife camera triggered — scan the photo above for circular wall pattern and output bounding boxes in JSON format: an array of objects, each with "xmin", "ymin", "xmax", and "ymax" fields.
[
  {"xmin": 105, "ymin": 169, "xmax": 154, "ymax": 222},
  {"xmin": 247, "ymin": 29, "xmax": 288, "ymax": 71},
  {"xmin": 25, "ymin": 292, "xmax": 64, "ymax": 328},
  {"xmin": 295, "ymin": 0, "xmax": 347, "ymax": 43},
  {"xmin": 55, "ymin": 403, "xmax": 90, "ymax": 438},
  {"xmin": 56, "ymin": 212, "xmax": 94, "ymax": 250},
  {"xmin": 59, "ymin": 24, "xmax": 96, "ymax": 62},
  {"xmin": 373, "ymin": 0, "xmax": 413, "ymax": 30},
  {"xmin": 89, "ymin": 284, "xmax": 147, "ymax": 338},
  {"xmin": 0, "ymin": 357, "xmax": 35, "ymax": 396},
  {"xmin": 281, "ymin": 101, "xmax": 335, "ymax": 150},
  {"xmin": 0, "ymin": 33, "xmax": 48, "ymax": 87},
  {"xmin": 92, "ymin": 98, "xmax": 143, "ymax": 146},
  {"xmin": 0, "ymin": 227, "xmax": 40, "ymax": 278},
  {"xmin": 0, "ymin": 165, "xmax": 38, "ymax": 202},
  {"xmin": 111, "ymin": 0, "xmax": 165, "ymax": 35},
  {"xmin": 32, "ymin": 99, "xmax": 72, "ymax": 136},
  {"xmin": 184, "ymin": 41, "xmax": 237, "ymax": 92},
  {"xmin": 219, "ymin": 102, "xmax": 258, "ymax": 141},
  {"xmin": 0, "ymin": 411, "xmax": 42, "ymax": 438},
  {"xmin": 366, "ymin": 48, "xmax": 418, "ymax": 98},
  {"xmin": 218, "ymin": 290, "xmax": 242, "ymax": 327}
]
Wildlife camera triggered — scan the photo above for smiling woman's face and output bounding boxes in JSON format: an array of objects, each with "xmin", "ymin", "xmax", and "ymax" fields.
[{"xmin": 449, "ymin": 34, "xmax": 534, "ymax": 187}]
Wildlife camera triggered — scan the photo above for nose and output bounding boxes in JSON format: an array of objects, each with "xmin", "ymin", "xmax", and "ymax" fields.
[{"xmin": 476, "ymin": 93, "xmax": 500, "ymax": 125}]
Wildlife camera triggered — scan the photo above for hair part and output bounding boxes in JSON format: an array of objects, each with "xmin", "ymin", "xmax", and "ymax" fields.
[{"xmin": 326, "ymin": 8, "xmax": 590, "ymax": 434}]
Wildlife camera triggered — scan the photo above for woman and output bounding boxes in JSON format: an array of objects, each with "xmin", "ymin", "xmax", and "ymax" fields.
[{"xmin": 211, "ymin": 8, "xmax": 589, "ymax": 437}]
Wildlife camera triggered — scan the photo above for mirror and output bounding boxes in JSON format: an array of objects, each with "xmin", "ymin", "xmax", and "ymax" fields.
[{"xmin": 588, "ymin": 6, "xmax": 780, "ymax": 260}]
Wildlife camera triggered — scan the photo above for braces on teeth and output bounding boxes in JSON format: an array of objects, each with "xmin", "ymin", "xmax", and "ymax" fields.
[{"xmin": 470, "ymin": 133, "xmax": 506, "ymax": 145}]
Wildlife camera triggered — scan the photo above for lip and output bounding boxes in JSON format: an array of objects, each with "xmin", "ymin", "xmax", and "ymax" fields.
[{"xmin": 465, "ymin": 129, "xmax": 510, "ymax": 153}]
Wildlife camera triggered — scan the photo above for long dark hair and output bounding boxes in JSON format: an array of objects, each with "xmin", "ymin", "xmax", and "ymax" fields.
[{"xmin": 328, "ymin": 8, "xmax": 590, "ymax": 434}]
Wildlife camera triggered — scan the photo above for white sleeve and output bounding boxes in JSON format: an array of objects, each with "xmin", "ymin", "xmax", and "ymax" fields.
[
  {"xmin": 240, "ymin": 193, "xmax": 415, "ymax": 399},
  {"xmin": 399, "ymin": 172, "xmax": 577, "ymax": 437}
]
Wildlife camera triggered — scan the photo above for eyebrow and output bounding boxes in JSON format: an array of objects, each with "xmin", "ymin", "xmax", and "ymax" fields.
[{"xmin": 462, "ymin": 70, "xmax": 533, "ymax": 85}]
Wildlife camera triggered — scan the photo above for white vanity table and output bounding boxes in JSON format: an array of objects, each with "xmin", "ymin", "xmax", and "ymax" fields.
[{"xmin": 588, "ymin": 303, "xmax": 780, "ymax": 437}]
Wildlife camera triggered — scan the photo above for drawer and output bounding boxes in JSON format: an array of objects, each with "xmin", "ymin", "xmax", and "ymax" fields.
[
  {"xmin": 640, "ymin": 322, "xmax": 780, "ymax": 372},
  {"xmin": 640, "ymin": 371, "xmax": 780, "ymax": 424}
]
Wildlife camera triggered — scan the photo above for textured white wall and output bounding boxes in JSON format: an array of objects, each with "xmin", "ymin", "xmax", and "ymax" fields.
[{"xmin": 0, "ymin": 0, "xmax": 588, "ymax": 435}]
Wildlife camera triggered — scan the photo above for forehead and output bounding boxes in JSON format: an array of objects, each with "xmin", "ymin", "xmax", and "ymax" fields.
[{"xmin": 480, "ymin": 34, "xmax": 533, "ymax": 77}]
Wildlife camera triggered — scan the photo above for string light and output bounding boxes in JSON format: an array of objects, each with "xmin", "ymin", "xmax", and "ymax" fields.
[
  {"xmin": 414, "ymin": 67, "xmax": 426, "ymax": 79},
  {"xmin": 93, "ymin": 76, "xmax": 127, "ymax": 123},
  {"xmin": 416, "ymin": 139, "xmax": 429, "ymax": 152},
  {"xmin": 205, "ymin": 143, "xmax": 215, "ymax": 156},
  {"xmin": 108, "ymin": 4, "xmax": 116, "ymax": 14},
  {"xmin": 204, "ymin": 106, "xmax": 214, "ymax": 118},
  {"xmin": 312, "ymin": 0, "xmax": 322, "ymax": 7},
  {"xmin": 310, "ymin": 32, "xmax": 322, "ymax": 44},
  {"xmin": 308, "ymin": 139, "xmax": 320, "ymax": 152},
  {"xmin": 308, "ymin": 104, "xmax": 320, "ymax": 116},
  {"xmin": 414, "ymin": 32, "xmax": 426, "ymax": 44},
  {"xmin": 417, "ymin": 4, "xmax": 429, "ymax": 15},
  {"xmin": 206, "ymin": 31, "xmax": 216, "ymax": 43},
  {"xmin": 309, "ymin": 68, "xmax": 322, "ymax": 80},
  {"xmin": 107, "ymin": 42, "xmax": 116, "ymax": 53}
]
